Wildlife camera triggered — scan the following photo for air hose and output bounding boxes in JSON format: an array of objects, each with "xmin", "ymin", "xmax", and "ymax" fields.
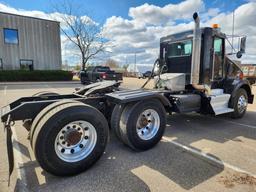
[{"xmin": 141, "ymin": 58, "xmax": 167, "ymax": 89}]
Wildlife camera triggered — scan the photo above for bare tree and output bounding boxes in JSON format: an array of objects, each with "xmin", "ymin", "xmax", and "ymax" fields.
[
  {"xmin": 105, "ymin": 59, "xmax": 119, "ymax": 68},
  {"xmin": 53, "ymin": 1, "xmax": 106, "ymax": 70}
]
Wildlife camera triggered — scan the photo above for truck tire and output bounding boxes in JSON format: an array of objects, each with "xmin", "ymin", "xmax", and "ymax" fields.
[
  {"xmin": 231, "ymin": 88, "xmax": 248, "ymax": 119},
  {"xmin": 110, "ymin": 104, "xmax": 126, "ymax": 140},
  {"xmin": 32, "ymin": 102, "xmax": 109, "ymax": 176},
  {"xmin": 32, "ymin": 91, "xmax": 59, "ymax": 97},
  {"xmin": 119, "ymin": 99, "xmax": 166, "ymax": 151},
  {"xmin": 23, "ymin": 92, "xmax": 61, "ymax": 132},
  {"xmin": 30, "ymin": 100, "xmax": 80, "ymax": 147}
]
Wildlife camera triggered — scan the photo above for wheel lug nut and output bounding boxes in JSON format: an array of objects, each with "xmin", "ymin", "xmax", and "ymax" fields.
[
  {"xmin": 70, "ymin": 149, "xmax": 75, "ymax": 154},
  {"xmin": 67, "ymin": 126, "xmax": 70, "ymax": 129},
  {"xmin": 146, "ymin": 127, "xmax": 149, "ymax": 129},
  {"xmin": 72, "ymin": 125, "xmax": 76, "ymax": 129},
  {"xmin": 84, "ymin": 127, "xmax": 88, "ymax": 131},
  {"xmin": 78, "ymin": 127, "xmax": 81, "ymax": 131},
  {"xmin": 62, "ymin": 141, "xmax": 65, "ymax": 145},
  {"xmin": 62, "ymin": 130, "xmax": 65, "ymax": 134},
  {"xmin": 84, "ymin": 136, "xmax": 89, "ymax": 140},
  {"xmin": 141, "ymin": 131, "xmax": 144, "ymax": 135},
  {"xmin": 79, "ymin": 144, "xmax": 83, "ymax": 148},
  {"xmin": 60, "ymin": 136, "xmax": 64, "ymax": 140},
  {"xmin": 61, "ymin": 148, "xmax": 65, "ymax": 153}
]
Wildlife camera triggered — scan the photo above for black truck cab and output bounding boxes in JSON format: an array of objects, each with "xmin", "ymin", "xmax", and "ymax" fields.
[{"xmin": 159, "ymin": 27, "xmax": 254, "ymax": 105}]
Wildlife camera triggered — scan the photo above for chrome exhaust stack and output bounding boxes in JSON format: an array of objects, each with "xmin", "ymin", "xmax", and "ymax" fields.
[
  {"xmin": 191, "ymin": 12, "xmax": 201, "ymax": 85},
  {"xmin": 191, "ymin": 12, "xmax": 211, "ymax": 95}
]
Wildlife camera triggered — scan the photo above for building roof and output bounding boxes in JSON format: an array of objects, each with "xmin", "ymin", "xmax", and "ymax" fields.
[
  {"xmin": 160, "ymin": 27, "xmax": 226, "ymax": 43},
  {"xmin": 0, "ymin": 11, "xmax": 60, "ymax": 23}
]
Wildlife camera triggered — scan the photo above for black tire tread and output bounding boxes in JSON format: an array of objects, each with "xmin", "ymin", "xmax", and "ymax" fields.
[
  {"xmin": 119, "ymin": 99, "xmax": 166, "ymax": 151},
  {"xmin": 32, "ymin": 91, "xmax": 59, "ymax": 97},
  {"xmin": 110, "ymin": 104, "xmax": 126, "ymax": 140},
  {"xmin": 30, "ymin": 100, "xmax": 80, "ymax": 147},
  {"xmin": 33, "ymin": 102, "xmax": 109, "ymax": 176}
]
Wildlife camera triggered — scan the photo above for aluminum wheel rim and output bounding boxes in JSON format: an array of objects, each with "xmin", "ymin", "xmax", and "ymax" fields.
[
  {"xmin": 54, "ymin": 120, "xmax": 97, "ymax": 162},
  {"xmin": 136, "ymin": 109, "xmax": 160, "ymax": 140},
  {"xmin": 237, "ymin": 95, "xmax": 247, "ymax": 113}
]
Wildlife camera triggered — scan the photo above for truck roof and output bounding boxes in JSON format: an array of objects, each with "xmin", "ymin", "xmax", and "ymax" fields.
[{"xmin": 160, "ymin": 27, "xmax": 226, "ymax": 43}]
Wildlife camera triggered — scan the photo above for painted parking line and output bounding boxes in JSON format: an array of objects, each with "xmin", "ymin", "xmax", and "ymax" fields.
[
  {"xmin": 4, "ymin": 86, "xmax": 7, "ymax": 95},
  {"xmin": 216, "ymin": 118, "xmax": 256, "ymax": 129},
  {"xmin": 44, "ymin": 84, "xmax": 60, "ymax": 92},
  {"xmin": 162, "ymin": 136, "xmax": 256, "ymax": 178},
  {"xmin": 3, "ymin": 85, "xmax": 28, "ymax": 190},
  {"xmin": 191, "ymin": 114, "xmax": 256, "ymax": 130},
  {"xmin": 12, "ymin": 128, "xmax": 29, "ymax": 190}
]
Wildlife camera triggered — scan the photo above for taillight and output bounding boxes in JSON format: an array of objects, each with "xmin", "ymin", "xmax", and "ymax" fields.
[{"xmin": 101, "ymin": 73, "xmax": 107, "ymax": 79}]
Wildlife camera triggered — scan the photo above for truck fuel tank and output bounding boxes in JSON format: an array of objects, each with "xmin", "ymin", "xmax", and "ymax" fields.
[
  {"xmin": 154, "ymin": 73, "xmax": 185, "ymax": 91},
  {"xmin": 169, "ymin": 93, "xmax": 201, "ymax": 113}
]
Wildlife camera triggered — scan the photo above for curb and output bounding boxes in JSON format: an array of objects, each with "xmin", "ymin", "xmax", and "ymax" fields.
[{"xmin": 0, "ymin": 81, "xmax": 81, "ymax": 85}]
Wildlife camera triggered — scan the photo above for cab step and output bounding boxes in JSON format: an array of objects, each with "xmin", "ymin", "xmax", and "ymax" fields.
[{"xmin": 209, "ymin": 89, "xmax": 234, "ymax": 115}]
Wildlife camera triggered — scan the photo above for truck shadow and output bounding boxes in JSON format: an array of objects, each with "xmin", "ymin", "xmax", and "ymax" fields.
[
  {"xmin": 11, "ymin": 111, "xmax": 255, "ymax": 191},
  {"xmin": 165, "ymin": 110, "xmax": 256, "ymax": 145},
  {"xmin": 14, "ymin": 132, "xmax": 224, "ymax": 191}
]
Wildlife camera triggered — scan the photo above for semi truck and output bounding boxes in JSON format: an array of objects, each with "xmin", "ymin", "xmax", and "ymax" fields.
[{"xmin": 1, "ymin": 13, "xmax": 254, "ymax": 179}]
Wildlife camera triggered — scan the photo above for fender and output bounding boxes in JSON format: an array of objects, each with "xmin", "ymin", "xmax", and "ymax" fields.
[
  {"xmin": 106, "ymin": 89, "xmax": 171, "ymax": 107},
  {"xmin": 228, "ymin": 79, "xmax": 254, "ymax": 104}
]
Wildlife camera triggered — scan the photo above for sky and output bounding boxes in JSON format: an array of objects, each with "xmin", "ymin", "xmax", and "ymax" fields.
[{"xmin": 0, "ymin": 0, "xmax": 256, "ymax": 66}]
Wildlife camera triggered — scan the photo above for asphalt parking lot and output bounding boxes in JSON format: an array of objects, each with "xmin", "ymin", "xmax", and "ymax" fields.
[{"xmin": 0, "ymin": 79, "xmax": 256, "ymax": 192}]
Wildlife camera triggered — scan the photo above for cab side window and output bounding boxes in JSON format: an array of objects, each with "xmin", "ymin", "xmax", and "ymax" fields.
[
  {"xmin": 167, "ymin": 40, "xmax": 192, "ymax": 58},
  {"xmin": 213, "ymin": 38, "xmax": 224, "ymax": 79}
]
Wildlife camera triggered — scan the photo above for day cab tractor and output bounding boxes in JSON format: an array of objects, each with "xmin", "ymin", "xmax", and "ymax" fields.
[{"xmin": 1, "ymin": 13, "xmax": 254, "ymax": 178}]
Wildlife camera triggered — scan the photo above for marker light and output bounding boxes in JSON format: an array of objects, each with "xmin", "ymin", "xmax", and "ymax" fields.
[{"xmin": 212, "ymin": 24, "xmax": 219, "ymax": 28}]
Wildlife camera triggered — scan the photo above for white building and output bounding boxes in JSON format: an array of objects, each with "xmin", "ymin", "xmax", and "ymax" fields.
[
  {"xmin": 0, "ymin": 12, "xmax": 61, "ymax": 70},
  {"xmin": 127, "ymin": 64, "xmax": 153, "ymax": 73}
]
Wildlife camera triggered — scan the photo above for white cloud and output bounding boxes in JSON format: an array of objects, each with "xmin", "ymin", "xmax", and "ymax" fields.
[
  {"xmin": 0, "ymin": 3, "xmax": 58, "ymax": 21},
  {"xmin": 128, "ymin": 0, "xmax": 204, "ymax": 25},
  {"xmin": 103, "ymin": 0, "xmax": 256, "ymax": 65}
]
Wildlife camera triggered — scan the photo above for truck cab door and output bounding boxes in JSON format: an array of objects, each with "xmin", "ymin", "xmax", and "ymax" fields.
[{"xmin": 211, "ymin": 37, "xmax": 225, "ymax": 88}]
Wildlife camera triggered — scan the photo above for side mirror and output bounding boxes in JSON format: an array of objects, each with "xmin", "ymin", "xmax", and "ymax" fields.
[
  {"xmin": 236, "ymin": 51, "xmax": 243, "ymax": 59},
  {"xmin": 240, "ymin": 37, "xmax": 246, "ymax": 53},
  {"xmin": 236, "ymin": 37, "xmax": 246, "ymax": 58}
]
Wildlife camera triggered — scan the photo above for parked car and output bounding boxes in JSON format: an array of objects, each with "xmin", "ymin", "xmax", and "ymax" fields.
[
  {"xmin": 80, "ymin": 66, "xmax": 123, "ymax": 84},
  {"xmin": 141, "ymin": 71, "xmax": 154, "ymax": 78},
  {"xmin": 137, "ymin": 72, "xmax": 143, "ymax": 79}
]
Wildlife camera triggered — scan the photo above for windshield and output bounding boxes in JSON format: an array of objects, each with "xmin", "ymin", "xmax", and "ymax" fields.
[{"xmin": 166, "ymin": 40, "xmax": 192, "ymax": 58}]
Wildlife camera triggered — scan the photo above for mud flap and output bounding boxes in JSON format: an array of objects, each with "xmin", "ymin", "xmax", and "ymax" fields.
[{"xmin": 6, "ymin": 125, "xmax": 13, "ymax": 186}]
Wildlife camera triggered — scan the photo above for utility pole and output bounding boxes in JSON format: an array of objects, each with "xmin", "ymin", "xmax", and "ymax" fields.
[
  {"xmin": 134, "ymin": 52, "xmax": 137, "ymax": 76},
  {"xmin": 231, "ymin": 10, "xmax": 235, "ymax": 54}
]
